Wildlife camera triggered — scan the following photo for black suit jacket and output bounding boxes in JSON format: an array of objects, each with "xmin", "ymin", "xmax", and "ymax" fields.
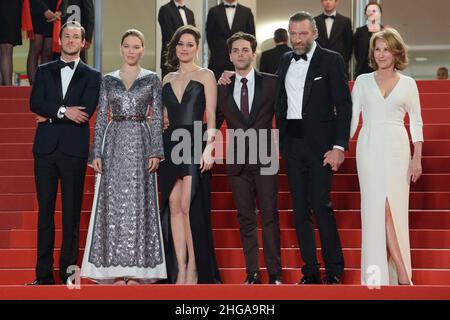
[
  {"xmin": 206, "ymin": 3, "xmax": 255, "ymax": 78},
  {"xmin": 259, "ymin": 44, "xmax": 291, "ymax": 75},
  {"xmin": 31, "ymin": 0, "xmax": 68, "ymax": 16},
  {"xmin": 30, "ymin": 60, "xmax": 101, "ymax": 158},
  {"xmin": 315, "ymin": 13, "xmax": 353, "ymax": 71},
  {"xmin": 158, "ymin": 1, "xmax": 195, "ymax": 67},
  {"xmin": 353, "ymin": 25, "xmax": 383, "ymax": 78},
  {"xmin": 216, "ymin": 71, "xmax": 277, "ymax": 176},
  {"xmin": 276, "ymin": 45, "xmax": 352, "ymax": 159},
  {"xmin": 62, "ymin": 0, "xmax": 95, "ymax": 43}
]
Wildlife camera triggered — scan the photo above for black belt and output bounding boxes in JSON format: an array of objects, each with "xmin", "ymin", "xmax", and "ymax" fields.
[{"xmin": 112, "ymin": 115, "xmax": 146, "ymax": 122}]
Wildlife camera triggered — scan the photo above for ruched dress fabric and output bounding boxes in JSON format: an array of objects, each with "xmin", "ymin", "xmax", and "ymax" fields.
[
  {"xmin": 159, "ymin": 79, "xmax": 221, "ymax": 284},
  {"xmin": 81, "ymin": 69, "xmax": 167, "ymax": 283},
  {"xmin": 351, "ymin": 73, "xmax": 424, "ymax": 285}
]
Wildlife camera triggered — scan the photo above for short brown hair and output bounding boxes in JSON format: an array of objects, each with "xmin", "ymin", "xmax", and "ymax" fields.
[
  {"xmin": 121, "ymin": 29, "xmax": 145, "ymax": 47},
  {"xmin": 165, "ymin": 25, "xmax": 201, "ymax": 72},
  {"xmin": 60, "ymin": 21, "xmax": 85, "ymax": 41},
  {"xmin": 369, "ymin": 28, "xmax": 408, "ymax": 71},
  {"xmin": 227, "ymin": 32, "xmax": 257, "ymax": 53},
  {"xmin": 365, "ymin": 1, "xmax": 382, "ymax": 15}
]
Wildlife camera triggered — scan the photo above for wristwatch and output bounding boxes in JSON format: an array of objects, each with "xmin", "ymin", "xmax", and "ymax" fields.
[{"xmin": 59, "ymin": 105, "xmax": 67, "ymax": 118}]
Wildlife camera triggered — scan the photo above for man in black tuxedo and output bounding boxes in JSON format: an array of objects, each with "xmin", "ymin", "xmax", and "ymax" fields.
[
  {"xmin": 216, "ymin": 32, "xmax": 282, "ymax": 285},
  {"xmin": 62, "ymin": 0, "xmax": 95, "ymax": 63},
  {"xmin": 27, "ymin": 21, "xmax": 101, "ymax": 285},
  {"xmin": 158, "ymin": 0, "xmax": 195, "ymax": 77},
  {"xmin": 259, "ymin": 28, "xmax": 291, "ymax": 75},
  {"xmin": 315, "ymin": 0, "xmax": 352, "ymax": 75},
  {"xmin": 276, "ymin": 12, "xmax": 352, "ymax": 285},
  {"xmin": 206, "ymin": 0, "xmax": 255, "ymax": 79}
]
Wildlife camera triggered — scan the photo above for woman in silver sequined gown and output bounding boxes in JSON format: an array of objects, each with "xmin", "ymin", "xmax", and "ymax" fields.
[{"xmin": 81, "ymin": 30, "xmax": 166, "ymax": 284}]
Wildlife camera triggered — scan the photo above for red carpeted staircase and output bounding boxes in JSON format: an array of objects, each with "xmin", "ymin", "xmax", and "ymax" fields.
[{"xmin": 0, "ymin": 81, "xmax": 450, "ymax": 299}]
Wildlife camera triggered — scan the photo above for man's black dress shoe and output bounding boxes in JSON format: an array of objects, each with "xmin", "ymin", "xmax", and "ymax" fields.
[
  {"xmin": 298, "ymin": 275, "xmax": 321, "ymax": 284},
  {"xmin": 243, "ymin": 272, "xmax": 261, "ymax": 284},
  {"xmin": 324, "ymin": 275, "xmax": 342, "ymax": 285},
  {"xmin": 268, "ymin": 274, "xmax": 283, "ymax": 285},
  {"xmin": 26, "ymin": 278, "xmax": 55, "ymax": 285}
]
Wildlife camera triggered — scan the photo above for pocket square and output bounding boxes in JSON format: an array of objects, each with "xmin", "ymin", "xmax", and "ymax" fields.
[{"xmin": 314, "ymin": 77, "xmax": 323, "ymax": 81}]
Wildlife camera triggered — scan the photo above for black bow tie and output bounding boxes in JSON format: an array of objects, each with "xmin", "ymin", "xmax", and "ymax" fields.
[
  {"xmin": 224, "ymin": 4, "xmax": 236, "ymax": 8},
  {"xmin": 292, "ymin": 52, "xmax": 308, "ymax": 62},
  {"xmin": 325, "ymin": 14, "xmax": 336, "ymax": 19},
  {"xmin": 58, "ymin": 60, "xmax": 75, "ymax": 70},
  {"xmin": 177, "ymin": 5, "xmax": 185, "ymax": 10}
]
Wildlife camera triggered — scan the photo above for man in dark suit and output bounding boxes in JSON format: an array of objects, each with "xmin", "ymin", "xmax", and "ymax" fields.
[
  {"xmin": 259, "ymin": 28, "xmax": 291, "ymax": 75},
  {"xmin": 315, "ymin": 0, "xmax": 353, "ymax": 75},
  {"xmin": 206, "ymin": 1, "xmax": 255, "ymax": 79},
  {"xmin": 27, "ymin": 21, "xmax": 101, "ymax": 285},
  {"xmin": 276, "ymin": 12, "xmax": 352, "ymax": 284},
  {"xmin": 62, "ymin": 0, "xmax": 95, "ymax": 63},
  {"xmin": 216, "ymin": 32, "xmax": 282, "ymax": 285},
  {"xmin": 158, "ymin": 0, "xmax": 195, "ymax": 77}
]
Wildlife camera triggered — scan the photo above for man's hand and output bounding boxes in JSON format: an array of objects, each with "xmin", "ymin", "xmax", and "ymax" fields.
[
  {"xmin": 217, "ymin": 71, "xmax": 235, "ymax": 85},
  {"xmin": 64, "ymin": 106, "xmax": 89, "ymax": 124},
  {"xmin": 323, "ymin": 148, "xmax": 345, "ymax": 172}
]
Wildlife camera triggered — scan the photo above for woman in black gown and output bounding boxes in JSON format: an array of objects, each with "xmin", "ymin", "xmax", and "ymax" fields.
[{"xmin": 159, "ymin": 25, "xmax": 221, "ymax": 284}]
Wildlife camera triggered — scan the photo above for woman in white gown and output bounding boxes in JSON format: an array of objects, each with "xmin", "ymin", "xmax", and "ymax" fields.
[{"xmin": 350, "ymin": 28, "xmax": 423, "ymax": 286}]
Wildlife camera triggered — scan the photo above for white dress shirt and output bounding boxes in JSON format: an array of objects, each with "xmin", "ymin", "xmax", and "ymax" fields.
[
  {"xmin": 224, "ymin": 1, "xmax": 237, "ymax": 30},
  {"xmin": 285, "ymin": 41, "xmax": 316, "ymax": 120},
  {"xmin": 174, "ymin": 1, "xmax": 188, "ymax": 25},
  {"xmin": 324, "ymin": 11, "xmax": 337, "ymax": 38},
  {"xmin": 58, "ymin": 58, "xmax": 80, "ymax": 118},
  {"xmin": 233, "ymin": 68, "xmax": 255, "ymax": 112}
]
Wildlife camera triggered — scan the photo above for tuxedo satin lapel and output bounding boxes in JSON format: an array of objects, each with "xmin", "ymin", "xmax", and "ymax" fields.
[
  {"xmin": 227, "ymin": 76, "xmax": 247, "ymax": 124},
  {"xmin": 51, "ymin": 63, "xmax": 63, "ymax": 103},
  {"xmin": 231, "ymin": 4, "xmax": 243, "ymax": 33},
  {"xmin": 248, "ymin": 72, "xmax": 263, "ymax": 126},
  {"xmin": 318, "ymin": 16, "xmax": 329, "ymax": 42},
  {"xmin": 169, "ymin": 2, "xmax": 184, "ymax": 26},
  {"xmin": 329, "ymin": 17, "xmax": 340, "ymax": 43},
  {"xmin": 302, "ymin": 46, "xmax": 323, "ymax": 110},
  {"xmin": 64, "ymin": 62, "xmax": 86, "ymax": 103},
  {"xmin": 278, "ymin": 53, "xmax": 293, "ymax": 118},
  {"xmin": 219, "ymin": 5, "xmax": 231, "ymax": 33}
]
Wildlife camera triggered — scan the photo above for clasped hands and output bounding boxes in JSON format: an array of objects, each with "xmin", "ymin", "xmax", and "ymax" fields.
[{"xmin": 36, "ymin": 106, "xmax": 89, "ymax": 124}]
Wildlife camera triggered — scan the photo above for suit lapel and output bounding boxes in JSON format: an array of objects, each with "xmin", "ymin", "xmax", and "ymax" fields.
[
  {"xmin": 248, "ymin": 71, "xmax": 263, "ymax": 126},
  {"xmin": 302, "ymin": 45, "xmax": 323, "ymax": 110},
  {"xmin": 231, "ymin": 4, "xmax": 242, "ymax": 33},
  {"xmin": 169, "ymin": 1, "xmax": 184, "ymax": 26},
  {"xmin": 51, "ymin": 63, "xmax": 63, "ymax": 103},
  {"xmin": 329, "ymin": 16, "xmax": 340, "ymax": 43},
  {"xmin": 219, "ymin": 4, "xmax": 231, "ymax": 33},
  {"xmin": 64, "ymin": 61, "xmax": 86, "ymax": 103},
  {"xmin": 227, "ymin": 76, "xmax": 247, "ymax": 124}
]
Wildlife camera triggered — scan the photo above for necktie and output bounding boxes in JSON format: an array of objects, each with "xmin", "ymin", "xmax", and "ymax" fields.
[
  {"xmin": 325, "ymin": 14, "xmax": 336, "ymax": 19},
  {"xmin": 177, "ymin": 5, "xmax": 185, "ymax": 10},
  {"xmin": 240, "ymin": 78, "xmax": 249, "ymax": 120},
  {"xmin": 58, "ymin": 60, "xmax": 75, "ymax": 70},
  {"xmin": 292, "ymin": 53, "xmax": 307, "ymax": 62},
  {"xmin": 225, "ymin": 4, "xmax": 236, "ymax": 8}
]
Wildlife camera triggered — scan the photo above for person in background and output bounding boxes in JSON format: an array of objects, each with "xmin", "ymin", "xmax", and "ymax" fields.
[
  {"xmin": 0, "ymin": 0, "xmax": 22, "ymax": 85},
  {"xmin": 206, "ymin": 0, "xmax": 255, "ymax": 79},
  {"xmin": 315, "ymin": 0, "xmax": 353, "ymax": 77},
  {"xmin": 351, "ymin": 28, "xmax": 423, "ymax": 285},
  {"xmin": 158, "ymin": 0, "xmax": 196, "ymax": 78},
  {"xmin": 436, "ymin": 67, "xmax": 448, "ymax": 80},
  {"xmin": 27, "ymin": 0, "xmax": 67, "ymax": 85},
  {"xmin": 353, "ymin": 1, "xmax": 383, "ymax": 79},
  {"xmin": 259, "ymin": 28, "xmax": 291, "ymax": 75}
]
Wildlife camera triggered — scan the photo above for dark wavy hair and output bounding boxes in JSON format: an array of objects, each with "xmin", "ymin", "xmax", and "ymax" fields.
[{"xmin": 164, "ymin": 25, "xmax": 201, "ymax": 72}]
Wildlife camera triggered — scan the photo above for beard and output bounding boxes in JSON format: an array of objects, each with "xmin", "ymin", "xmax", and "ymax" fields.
[{"xmin": 292, "ymin": 40, "xmax": 314, "ymax": 55}]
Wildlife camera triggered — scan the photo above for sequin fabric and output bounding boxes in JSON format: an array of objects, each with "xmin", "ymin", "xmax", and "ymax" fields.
[{"xmin": 88, "ymin": 70, "xmax": 164, "ymax": 268}]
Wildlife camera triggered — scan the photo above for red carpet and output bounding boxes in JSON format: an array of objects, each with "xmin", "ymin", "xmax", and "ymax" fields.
[{"xmin": 0, "ymin": 81, "xmax": 450, "ymax": 299}]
